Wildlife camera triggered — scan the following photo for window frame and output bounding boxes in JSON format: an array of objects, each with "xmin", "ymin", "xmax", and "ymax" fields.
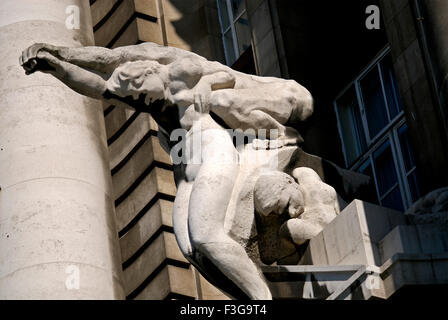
[
  {"xmin": 217, "ymin": 0, "xmax": 249, "ymax": 66},
  {"xmin": 334, "ymin": 46, "xmax": 418, "ymax": 210}
]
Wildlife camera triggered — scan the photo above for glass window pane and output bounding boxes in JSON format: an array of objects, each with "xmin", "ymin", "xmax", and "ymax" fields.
[
  {"xmin": 235, "ymin": 13, "xmax": 251, "ymax": 54},
  {"xmin": 358, "ymin": 160, "xmax": 380, "ymax": 205},
  {"xmin": 408, "ymin": 171, "xmax": 421, "ymax": 202},
  {"xmin": 360, "ymin": 66, "xmax": 389, "ymax": 138},
  {"xmin": 382, "ymin": 187, "xmax": 404, "ymax": 211},
  {"xmin": 373, "ymin": 139, "xmax": 398, "ymax": 196},
  {"xmin": 381, "ymin": 54, "xmax": 403, "ymax": 119},
  {"xmin": 217, "ymin": 0, "xmax": 230, "ymax": 30},
  {"xmin": 336, "ymin": 86, "xmax": 367, "ymax": 165},
  {"xmin": 398, "ymin": 123, "xmax": 415, "ymax": 172},
  {"xmin": 230, "ymin": 0, "xmax": 246, "ymax": 19},
  {"xmin": 224, "ymin": 30, "xmax": 236, "ymax": 65}
]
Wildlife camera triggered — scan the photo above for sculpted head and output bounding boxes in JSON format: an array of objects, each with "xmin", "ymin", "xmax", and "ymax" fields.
[
  {"xmin": 254, "ymin": 171, "xmax": 304, "ymax": 218},
  {"xmin": 108, "ymin": 60, "xmax": 169, "ymax": 102}
]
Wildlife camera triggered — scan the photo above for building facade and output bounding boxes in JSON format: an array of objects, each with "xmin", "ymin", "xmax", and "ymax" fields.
[{"xmin": 0, "ymin": 0, "xmax": 447, "ymax": 299}]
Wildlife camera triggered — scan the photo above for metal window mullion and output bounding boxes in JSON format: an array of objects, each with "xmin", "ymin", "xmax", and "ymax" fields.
[
  {"xmin": 334, "ymin": 101, "xmax": 350, "ymax": 167},
  {"xmin": 369, "ymin": 153, "xmax": 382, "ymax": 204},
  {"xmin": 233, "ymin": 9, "xmax": 246, "ymax": 23},
  {"xmin": 393, "ymin": 118, "xmax": 413, "ymax": 196},
  {"xmin": 369, "ymin": 133, "xmax": 396, "ymax": 204},
  {"xmin": 217, "ymin": 0, "xmax": 231, "ymax": 65},
  {"xmin": 378, "ymin": 62, "xmax": 392, "ymax": 123},
  {"xmin": 406, "ymin": 166, "xmax": 417, "ymax": 177},
  {"xmin": 354, "ymin": 80, "xmax": 372, "ymax": 145},
  {"xmin": 379, "ymin": 182, "xmax": 400, "ymax": 201},
  {"xmin": 389, "ymin": 129, "xmax": 410, "ymax": 209},
  {"xmin": 392, "ymin": 120, "xmax": 414, "ymax": 208},
  {"xmin": 231, "ymin": 24, "xmax": 239, "ymax": 57},
  {"xmin": 225, "ymin": 0, "xmax": 240, "ymax": 58}
]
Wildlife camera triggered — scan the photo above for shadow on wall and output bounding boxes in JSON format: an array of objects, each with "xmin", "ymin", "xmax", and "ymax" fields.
[{"xmin": 164, "ymin": 0, "xmax": 225, "ymax": 63}]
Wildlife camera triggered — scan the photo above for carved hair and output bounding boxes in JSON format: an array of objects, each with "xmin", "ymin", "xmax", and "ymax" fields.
[
  {"xmin": 106, "ymin": 60, "xmax": 168, "ymax": 98},
  {"xmin": 254, "ymin": 171, "xmax": 299, "ymax": 216}
]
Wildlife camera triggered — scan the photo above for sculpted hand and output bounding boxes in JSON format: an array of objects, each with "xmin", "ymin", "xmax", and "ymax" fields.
[{"xmin": 20, "ymin": 43, "xmax": 57, "ymax": 74}]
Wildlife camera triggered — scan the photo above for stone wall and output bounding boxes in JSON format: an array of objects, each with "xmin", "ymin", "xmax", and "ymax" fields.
[{"xmin": 380, "ymin": 0, "xmax": 448, "ymax": 193}]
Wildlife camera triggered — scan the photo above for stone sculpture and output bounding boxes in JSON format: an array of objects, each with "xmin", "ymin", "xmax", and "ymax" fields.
[
  {"xmin": 20, "ymin": 41, "xmax": 316, "ymax": 300},
  {"xmin": 405, "ymin": 187, "xmax": 448, "ymax": 225},
  {"xmin": 254, "ymin": 167, "xmax": 344, "ymax": 247},
  {"xmin": 20, "ymin": 41, "xmax": 371, "ymax": 300}
]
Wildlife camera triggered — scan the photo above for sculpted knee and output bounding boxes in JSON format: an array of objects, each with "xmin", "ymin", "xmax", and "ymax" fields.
[
  {"xmin": 286, "ymin": 82, "xmax": 314, "ymax": 122},
  {"xmin": 188, "ymin": 228, "xmax": 224, "ymax": 250}
]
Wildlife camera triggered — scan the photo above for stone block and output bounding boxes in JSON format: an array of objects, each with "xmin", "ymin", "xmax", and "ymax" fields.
[
  {"xmin": 379, "ymin": 225, "xmax": 422, "ymax": 264},
  {"xmin": 166, "ymin": 265, "xmax": 198, "ymax": 299},
  {"xmin": 112, "ymin": 19, "xmax": 139, "ymax": 48},
  {"xmin": 134, "ymin": 0, "xmax": 158, "ymax": 17},
  {"xmin": 380, "ymin": 0, "xmax": 410, "ymax": 24},
  {"xmin": 307, "ymin": 231, "xmax": 329, "ymax": 265},
  {"xmin": 432, "ymin": 253, "xmax": 448, "ymax": 282},
  {"xmin": 302, "ymin": 200, "xmax": 405, "ymax": 267},
  {"xmin": 122, "ymin": 230, "xmax": 188, "ymax": 296},
  {"xmin": 246, "ymin": 0, "xmax": 265, "ymax": 16},
  {"xmin": 383, "ymin": 2, "xmax": 416, "ymax": 53},
  {"xmin": 137, "ymin": 18, "xmax": 164, "ymax": 45},
  {"xmin": 105, "ymin": 107, "xmax": 136, "ymax": 140},
  {"xmin": 253, "ymin": 29, "xmax": 280, "ymax": 76},
  {"xmin": 115, "ymin": 167, "xmax": 175, "ymax": 231},
  {"xmin": 94, "ymin": 0, "xmax": 135, "ymax": 47},
  {"xmin": 195, "ymin": 270, "xmax": 231, "ymax": 300},
  {"xmin": 119, "ymin": 200, "xmax": 164, "ymax": 262},
  {"xmin": 112, "ymin": 135, "xmax": 171, "ymax": 200},
  {"xmin": 248, "ymin": 0, "xmax": 273, "ymax": 46},
  {"xmin": 123, "ymin": 232, "xmax": 166, "ymax": 295},
  {"xmin": 112, "ymin": 135, "xmax": 156, "ymax": 199},
  {"xmin": 91, "ymin": 0, "xmax": 120, "ymax": 27},
  {"xmin": 108, "ymin": 113, "xmax": 156, "ymax": 169},
  {"xmin": 135, "ymin": 265, "xmax": 171, "ymax": 299},
  {"xmin": 393, "ymin": 40, "xmax": 426, "ymax": 92}
]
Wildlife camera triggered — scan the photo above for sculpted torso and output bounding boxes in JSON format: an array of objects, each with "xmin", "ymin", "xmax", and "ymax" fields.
[{"xmin": 20, "ymin": 41, "xmax": 314, "ymax": 300}]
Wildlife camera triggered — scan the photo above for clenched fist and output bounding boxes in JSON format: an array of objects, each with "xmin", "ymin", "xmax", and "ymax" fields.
[{"xmin": 19, "ymin": 43, "xmax": 58, "ymax": 74}]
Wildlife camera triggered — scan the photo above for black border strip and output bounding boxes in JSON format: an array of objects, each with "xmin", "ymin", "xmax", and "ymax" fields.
[
  {"xmin": 126, "ymin": 259, "xmax": 191, "ymax": 300},
  {"xmin": 107, "ymin": 111, "xmax": 141, "ymax": 146},
  {"xmin": 122, "ymin": 225, "xmax": 174, "ymax": 270},
  {"xmin": 118, "ymin": 192, "xmax": 175, "ymax": 238},
  {"xmin": 164, "ymin": 293, "xmax": 196, "ymax": 301}
]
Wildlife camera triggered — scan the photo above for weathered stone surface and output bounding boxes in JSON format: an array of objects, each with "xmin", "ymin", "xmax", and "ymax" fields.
[
  {"xmin": 405, "ymin": 187, "xmax": 448, "ymax": 225},
  {"xmin": 0, "ymin": 0, "xmax": 124, "ymax": 299}
]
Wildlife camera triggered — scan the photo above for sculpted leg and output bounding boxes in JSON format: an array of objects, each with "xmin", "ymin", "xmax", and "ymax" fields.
[
  {"xmin": 187, "ymin": 129, "xmax": 272, "ymax": 300},
  {"xmin": 173, "ymin": 179, "xmax": 194, "ymax": 258}
]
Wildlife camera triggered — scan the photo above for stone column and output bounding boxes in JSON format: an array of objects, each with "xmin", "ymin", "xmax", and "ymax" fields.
[
  {"xmin": 417, "ymin": 0, "xmax": 448, "ymax": 144},
  {"xmin": 0, "ymin": 0, "xmax": 124, "ymax": 299}
]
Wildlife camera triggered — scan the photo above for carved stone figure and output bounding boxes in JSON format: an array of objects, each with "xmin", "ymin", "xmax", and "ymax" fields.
[
  {"xmin": 405, "ymin": 187, "xmax": 448, "ymax": 225},
  {"xmin": 254, "ymin": 167, "xmax": 344, "ymax": 247},
  {"xmin": 20, "ymin": 42, "xmax": 315, "ymax": 300}
]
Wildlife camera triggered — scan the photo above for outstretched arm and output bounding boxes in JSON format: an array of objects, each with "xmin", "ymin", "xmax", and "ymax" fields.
[
  {"xmin": 20, "ymin": 43, "xmax": 158, "ymax": 75},
  {"xmin": 20, "ymin": 49, "xmax": 107, "ymax": 99}
]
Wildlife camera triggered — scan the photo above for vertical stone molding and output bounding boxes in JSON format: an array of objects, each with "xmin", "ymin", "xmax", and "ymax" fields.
[
  {"xmin": 417, "ymin": 0, "xmax": 448, "ymax": 144},
  {"xmin": 0, "ymin": 0, "xmax": 124, "ymax": 299}
]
